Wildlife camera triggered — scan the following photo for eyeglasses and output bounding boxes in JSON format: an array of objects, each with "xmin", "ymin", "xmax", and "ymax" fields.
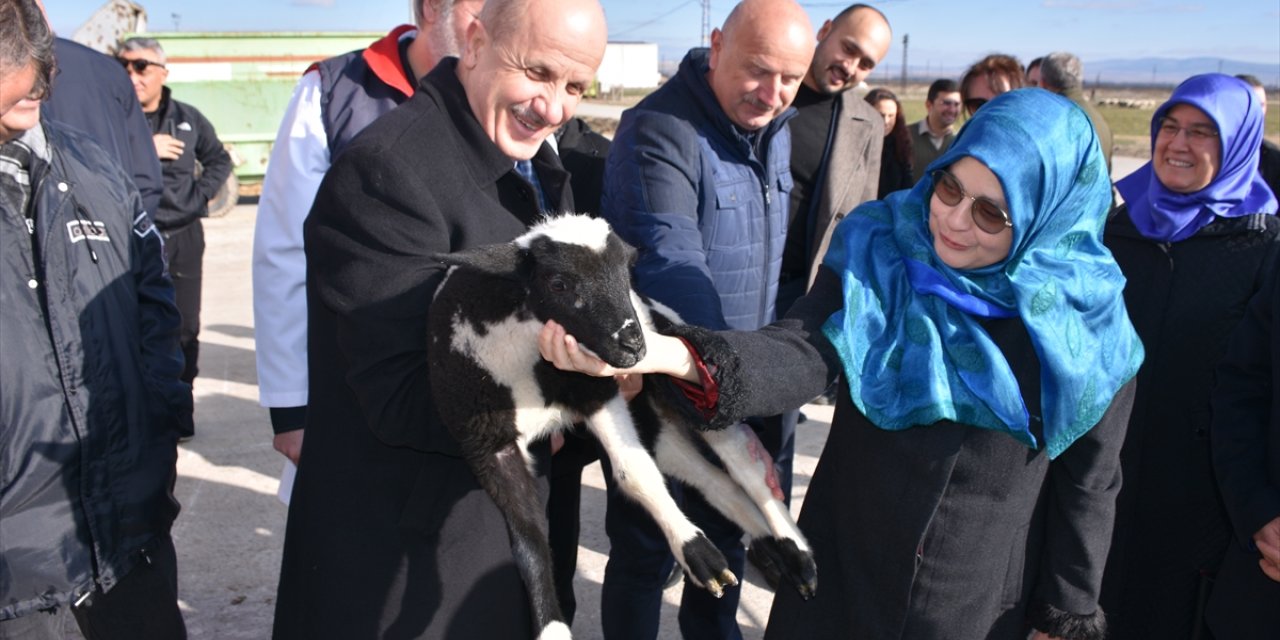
[
  {"xmin": 1156, "ymin": 117, "xmax": 1218, "ymax": 143},
  {"xmin": 118, "ymin": 58, "xmax": 165, "ymax": 74},
  {"xmin": 930, "ymin": 169, "xmax": 1012, "ymax": 234},
  {"xmin": 964, "ymin": 98, "xmax": 987, "ymax": 114}
]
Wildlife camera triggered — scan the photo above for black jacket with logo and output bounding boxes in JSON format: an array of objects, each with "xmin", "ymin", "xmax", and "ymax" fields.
[
  {"xmin": 0, "ymin": 120, "xmax": 191, "ymax": 620},
  {"xmin": 146, "ymin": 87, "xmax": 232, "ymax": 230}
]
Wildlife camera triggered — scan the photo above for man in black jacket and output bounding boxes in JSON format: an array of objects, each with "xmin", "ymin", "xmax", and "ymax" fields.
[
  {"xmin": 1, "ymin": 1, "xmax": 191, "ymax": 636},
  {"xmin": 120, "ymin": 37, "xmax": 232, "ymax": 402},
  {"xmin": 272, "ymin": 0, "xmax": 607, "ymax": 637},
  {"xmin": 1207, "ymin": 263, "xmax": 1280, "ymax": 639}
]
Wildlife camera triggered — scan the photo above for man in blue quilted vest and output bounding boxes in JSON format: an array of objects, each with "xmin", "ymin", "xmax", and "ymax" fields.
[{"xmin": 598, "ymin": 0, "xmax": 815, "ymax": 637}]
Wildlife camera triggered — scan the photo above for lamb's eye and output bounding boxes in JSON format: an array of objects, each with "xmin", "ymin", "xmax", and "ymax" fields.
[{"xmin": 549, "ymin": 277, "xmax": 568, "ymax": 293}]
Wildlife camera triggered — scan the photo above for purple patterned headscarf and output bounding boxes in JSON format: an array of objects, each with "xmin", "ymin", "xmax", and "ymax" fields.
[{"xmin": 1115, "ymin": 73, "xmax": 1277, "ymax": 243}]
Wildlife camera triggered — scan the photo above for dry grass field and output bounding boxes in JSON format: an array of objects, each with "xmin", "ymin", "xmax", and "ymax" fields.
[
  {"xmin": 584, "ymin": 82, "xmax": 1279, "ymax": 158},
  {"xmin": 880, "ymin": 82, "xmax": 1280, "ymax": 159}
]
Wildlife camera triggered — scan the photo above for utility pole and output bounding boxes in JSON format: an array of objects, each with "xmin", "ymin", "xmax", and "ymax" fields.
[
  {"xmin": 701, "ymin": 0, "xmax": 711, "ymax": 47},
  {"xmin": 900, "ymin": 34, "xmax": 909, "ymax": 90}
]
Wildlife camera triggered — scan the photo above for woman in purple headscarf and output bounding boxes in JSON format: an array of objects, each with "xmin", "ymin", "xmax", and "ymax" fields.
[{"xmin": 1101, "ymin": 73, "xmax": 1280, "ymax": 640}]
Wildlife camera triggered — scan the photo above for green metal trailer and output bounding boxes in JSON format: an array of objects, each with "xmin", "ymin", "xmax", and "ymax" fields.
[{"xmin": 140, "ymin": 31, "xmax": 383, "ymax": 183}]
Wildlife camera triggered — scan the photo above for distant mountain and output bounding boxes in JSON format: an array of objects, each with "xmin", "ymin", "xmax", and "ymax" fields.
[
  {"xmin": 1085, "ymin": 58, "xmax": 1280, "ymax": 87},
  {"xmin": 657, "ymin": 55, "xmax": 1280, "ymax": 88}
]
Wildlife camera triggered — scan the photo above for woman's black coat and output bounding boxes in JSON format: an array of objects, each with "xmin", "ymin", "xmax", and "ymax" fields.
[
  {"xmin": 1204, "ymin": 260, "xmax": 1280, "ymax": 639},
  {"xmin": 664, "ymin": 265, "xmax": 1134, "ymax": 640},
  {"xmin": 1100, "ymin": 208, "xmax": 1280, "ymax": 639}
]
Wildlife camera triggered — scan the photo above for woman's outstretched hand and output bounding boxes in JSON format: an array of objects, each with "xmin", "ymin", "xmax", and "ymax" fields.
[{"xmin": 538, "ymin": 320, "xmax": 700, "ymax": 383}]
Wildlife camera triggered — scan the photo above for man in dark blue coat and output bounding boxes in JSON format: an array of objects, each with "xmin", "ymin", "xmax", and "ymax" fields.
[
  {"xmin": 42, "ymin": 37, "xmax": 164, "ymax": 217},
  {"xmin": 598, "ymin": 0, "xmax": 814, "ymax": 637}
]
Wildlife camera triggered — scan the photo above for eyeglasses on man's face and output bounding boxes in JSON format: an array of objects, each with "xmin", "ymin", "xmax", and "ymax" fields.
[{"xmin": 930, "ymin": 169, "xmax": 1012, "ymax": 235}]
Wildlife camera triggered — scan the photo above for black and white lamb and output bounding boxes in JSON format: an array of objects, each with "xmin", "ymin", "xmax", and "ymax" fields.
[{"xmin": 427, "ymin": 214, "xmax": 817, "ymax": 640}]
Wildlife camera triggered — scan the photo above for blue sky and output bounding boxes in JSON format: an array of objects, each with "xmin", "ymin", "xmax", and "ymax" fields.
[{"xmin": 50, "ymin": 0, "xmax": 1280, "ymax": 74}]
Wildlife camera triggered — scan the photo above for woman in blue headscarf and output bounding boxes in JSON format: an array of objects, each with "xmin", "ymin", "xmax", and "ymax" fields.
[
  {"xmin": 542, "ymin": 89, "xmax": 1142, "ymax": 640},
  {"xmin": 1100, "ymin": 73, "xmax": 1279, "ymax": 640}
]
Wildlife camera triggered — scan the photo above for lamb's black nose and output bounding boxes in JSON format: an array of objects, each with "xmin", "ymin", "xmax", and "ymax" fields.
[{"xmin": 619, "ymin": 326, "xmax": 645, "ymax": 355}]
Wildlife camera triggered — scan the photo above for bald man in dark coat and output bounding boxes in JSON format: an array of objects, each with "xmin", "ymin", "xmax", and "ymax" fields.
[{"xmin": 271, "ymin": 0, "xmax": 608, "ymax": 637}]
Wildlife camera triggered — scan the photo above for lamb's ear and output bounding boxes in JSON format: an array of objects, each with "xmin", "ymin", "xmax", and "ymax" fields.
[{"xmin": 429, "ymin": 243, "xmax": 528, "ymax": 280}]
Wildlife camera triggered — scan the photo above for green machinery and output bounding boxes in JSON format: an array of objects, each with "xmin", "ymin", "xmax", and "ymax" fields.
[{"xmin": 140, "ymin": 31, "xmax": 383, "ymax": 183}]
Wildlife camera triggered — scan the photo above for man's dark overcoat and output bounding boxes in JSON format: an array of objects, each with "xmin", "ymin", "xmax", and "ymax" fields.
[
  {"xmin": 272, "ymin": 58, "xmax": 572, "ymax": 640},
  {"xmin": 1101, "ymin": 207, "xmax": 1280, "ymax": 639}
]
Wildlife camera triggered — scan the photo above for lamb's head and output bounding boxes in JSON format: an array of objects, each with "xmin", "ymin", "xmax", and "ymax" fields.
[{"xmin": 436, "ymin": 214, "xmax": 648, "ymax": 367}]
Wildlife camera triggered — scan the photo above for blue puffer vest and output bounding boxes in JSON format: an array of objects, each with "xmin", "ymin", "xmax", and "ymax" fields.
[{"xmin": 314, "ymin": 25, "xmax": 416, "ymax": 157}]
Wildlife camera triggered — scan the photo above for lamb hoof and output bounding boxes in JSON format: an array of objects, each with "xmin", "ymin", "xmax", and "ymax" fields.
[
  {"xmin": 750, "ymin": 537, "xmax": 817, "ymax": 600},
  {"xmin": 536, "ymin": 621, "xmax": 572, "ymax": 640},
  {"xmin": 679, "ymin": 534, "xmax": 736, "ymax": 597}
]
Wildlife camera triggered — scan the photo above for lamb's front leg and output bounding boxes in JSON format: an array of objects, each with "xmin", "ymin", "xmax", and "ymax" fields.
[
  {"xmin": 585, "ymin": 396, "xmax": 738, "ymax": 597},
  {"xmin": 468, "ymin": 442, "xmax": 570, "ymax": 640}
]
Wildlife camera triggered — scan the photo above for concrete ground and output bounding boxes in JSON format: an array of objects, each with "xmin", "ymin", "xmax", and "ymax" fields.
[{"xmin": 167, "ymin": 204, "xmax": 832, "ymax": 639}]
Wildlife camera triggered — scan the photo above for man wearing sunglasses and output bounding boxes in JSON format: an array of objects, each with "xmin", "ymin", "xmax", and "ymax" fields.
[
  {"xmin": 119, "ymin": 37, "xmax": 231, "ymax": 423},
  {"xmin": 959, "ymin": 53, "xmax": 1024, "ymax": 117}
]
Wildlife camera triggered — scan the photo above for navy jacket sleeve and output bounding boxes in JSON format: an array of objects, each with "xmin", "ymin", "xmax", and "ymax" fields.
[
  {"xmin": 603, "ymin": 110, "xmax": 729, "ymax": 330},
  {"xmin": 130, "ymin": 195, "xmax": 194, "ymax": 434},
  {"xmin": 123, "ymin": 92, "xmax": 164, "ymax": 217}
]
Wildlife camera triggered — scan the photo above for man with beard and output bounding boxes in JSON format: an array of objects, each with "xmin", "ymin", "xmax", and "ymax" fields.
[
  {"xmin": 766, "ymin": 0, "xmax": 891, "ymax": 562},
  {"xmin": 271, "ymin": 0, "xmax": 607, "ymax": 637}
]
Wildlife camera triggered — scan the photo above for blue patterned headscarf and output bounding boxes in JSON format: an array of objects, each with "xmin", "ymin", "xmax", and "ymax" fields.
[
  {"xmin": 1116, "ymin": 73, "xmax": 1277, "ymax": 242},
  {"xmin": 822, "ymin": 89, "xmax": 1144, "ymax": 458}
]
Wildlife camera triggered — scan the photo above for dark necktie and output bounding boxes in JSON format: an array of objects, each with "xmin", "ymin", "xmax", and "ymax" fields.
[{"xmin": 515, "ymin": 159, "xmax": 551, "ymax": 213}]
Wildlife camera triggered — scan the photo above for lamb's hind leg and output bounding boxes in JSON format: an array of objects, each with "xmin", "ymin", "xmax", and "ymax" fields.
[
  {"xmin": 699, "ymin": 423, "xmax": 817, "ymax": 599},
  {"xmin": 648, "ymin": 420, "xmax": 815, "ymax": 599},
  {"xmin": 468, "ymin": 442, "xmax": 570, "ymax": 640},
  {"xmin": 585, "ymin": 397, "xmax": 737, "ymax": 597}
]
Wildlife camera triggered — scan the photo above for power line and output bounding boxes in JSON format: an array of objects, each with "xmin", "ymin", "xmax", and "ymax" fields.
[{"xmin": 610, "ymin": 0, "xmax": 701, "ymax": 39}]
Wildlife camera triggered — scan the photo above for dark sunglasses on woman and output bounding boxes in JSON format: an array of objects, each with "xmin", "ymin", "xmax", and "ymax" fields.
[{"xmin": 931, "ymin": 169, "xmax": 1012, "ymax": 234}]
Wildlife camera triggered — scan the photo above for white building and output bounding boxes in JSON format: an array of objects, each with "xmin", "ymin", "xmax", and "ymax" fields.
[{"xmin": 597, "ymin": 42, "xmax": 661, "ymax": 92}]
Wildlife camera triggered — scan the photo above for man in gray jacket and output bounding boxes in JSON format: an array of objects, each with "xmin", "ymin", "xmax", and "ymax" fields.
[{"xmin": 766, "ymin": 1, "xmax": 890, "ymax": 536}]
